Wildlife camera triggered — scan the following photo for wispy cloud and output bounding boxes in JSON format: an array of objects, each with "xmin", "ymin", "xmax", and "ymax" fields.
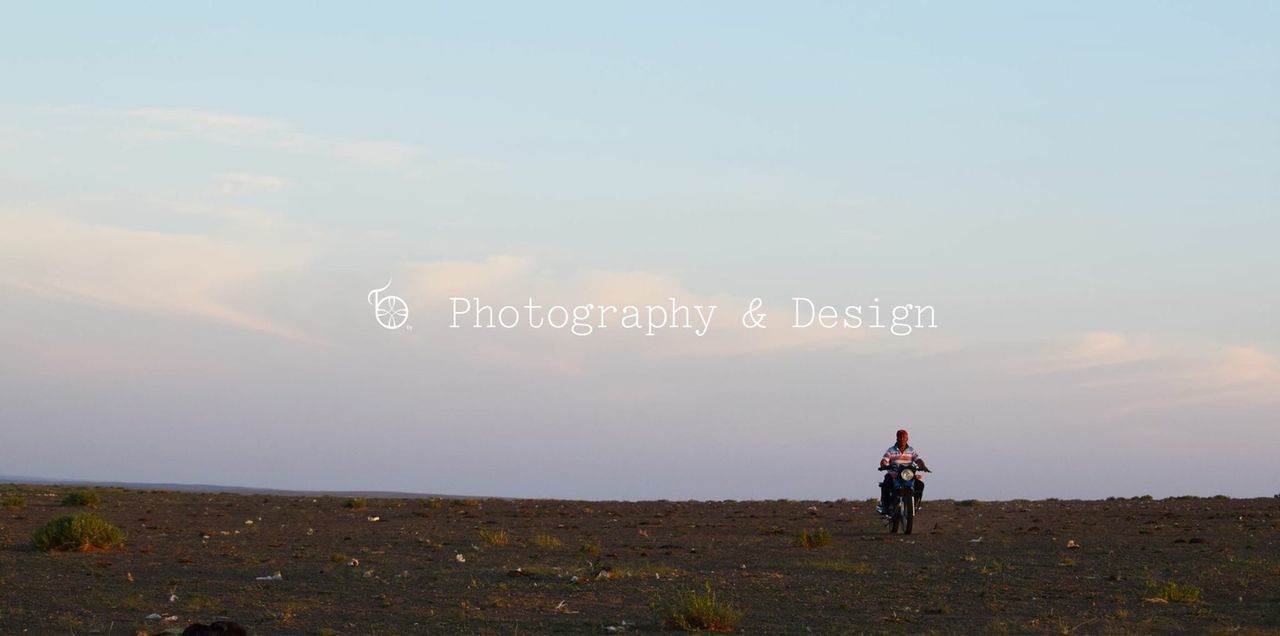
[
  {"xmin": 120, "ymin": 108, "xmax": 425, "ymax": 168},
  {"xmin": 1008, "ymin": 332, "xmax": 1280, "ymax": 414},
  {"xmin": 1177, "ymin": 346, "xmax": 1280, "ymax": 406},
  {"xmin": 1021, "ymin": 331, "xmax": 1163, "ymax": 374},
  {"xmin": 0, "ymin": 213, "xmax": 316, "ymax": 343},
  {"xmin": 218, "ymin": 172, "xmax": 290, "ymax": 195}
]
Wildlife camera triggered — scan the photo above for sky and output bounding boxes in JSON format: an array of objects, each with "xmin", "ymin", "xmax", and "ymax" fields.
[{"xmin": 1, "ymin": 3, "xmax": 1277, "ymax": 500}]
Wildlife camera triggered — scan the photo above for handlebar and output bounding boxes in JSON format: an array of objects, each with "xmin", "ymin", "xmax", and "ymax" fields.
[{"xmin": 879, "ymin": 464, "xmax": 931, "ymax": 472}]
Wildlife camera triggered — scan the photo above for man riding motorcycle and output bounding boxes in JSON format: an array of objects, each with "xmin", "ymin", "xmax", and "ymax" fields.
[{"xmin": 877, "ymin": 429, "xmax": 929, "ymax": 515}]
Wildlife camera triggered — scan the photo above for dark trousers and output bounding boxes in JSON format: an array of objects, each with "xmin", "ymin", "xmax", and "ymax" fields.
[{"xmin": 880, "ymin": 474, "xmax": 924, "ymax": 507}]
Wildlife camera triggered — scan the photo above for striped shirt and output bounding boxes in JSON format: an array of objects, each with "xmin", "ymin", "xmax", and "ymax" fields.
[{"xmin": 882, "ymin": 444, "xmax": 921, "ymax": 473}]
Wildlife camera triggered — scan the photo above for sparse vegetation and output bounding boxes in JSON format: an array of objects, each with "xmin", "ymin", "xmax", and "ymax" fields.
[
  {"xmin": 2, "ymin": 494, "xmax": 25, "ymax": 509},
  {"xmin": 980, "ymin": 560, "xmax": 1006, "ymax": 576},
  {"xmin": 511, "ymin": 561, "xmax": 680, "ymax": 583},
  {"xmin": 0, "ymin": 487, "xmax": 1268, "ymax": 632},
  {"xmin": 183, "ymin": 591, "xmax": 220, "ymax": 613},
  {"xmin": 613, "ymin": 562, "xmax": 681, "ymax": 579},
  {"xmin": 60, "ymin": 490, "xmax": 101, "ymax": 507},
  {"xmin": 478, "ymin": 529, "xmax": 509, "ymax": 545},
  {"xmin": 517, "ymin": 565, "xmax": 560, "ymax": 578},
  {"xmin": 32, "ymin": 513, "xmax": 125, "ymax": 552},
  {"xmin": 531, "ymin": 533, "xmax": 561, "ymax": 548},
  {"xmin": 1150, "ymin": 580, "xmax": 1202, "ymax": 604},
  {"xmin": 666, "ymin": 582, "xmax": 743, "ymax": 632},
  {"xmin": 794, "ymin": 527, "xmax": 831, "ymax": 548},
  {"xmin": 805, "ymin": 559, "xmax": 874, "ymax": 574},
  {"xmin": 956, "ymin": 499, "xmax": 981, "ymax": 507},
  {"xmin": 342, "ymin": 497, "xmax": 367, "ymax": 510}
]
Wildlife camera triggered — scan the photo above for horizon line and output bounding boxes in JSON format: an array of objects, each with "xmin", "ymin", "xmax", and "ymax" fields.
[{"xmin": 3, "ymin": 474, "xmax": 1272, "ymax": 503}]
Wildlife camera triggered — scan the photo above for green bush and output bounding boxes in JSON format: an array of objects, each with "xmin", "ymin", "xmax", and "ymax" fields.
[
  {"xmin": 342, "ymin": 497, "xmax": 367, "ymax": 510},
  {"xmin": 60, "ymin": 490, "xmax": 101, "ymax": 507},
  {"xmin": 794, "ymin": 527, "xmax": 831, "ymax": 548},
  {"xmin": 33, "ymin": 513, "xmax": 126, "ymax": 552},
  {"xmin": 666, "ymin": 582, "xmax": 743, "ymax": 632},
  {"xmin": 531, "ymin": 533, "xmax": 562, "ymax": 548},
  {"xmin": 478, "ymin": 529, "xmax": 509, "ymax": 545},
  {"xmin": 1151, "ymin": 580, "xmax": 1202, "ymax": 604},
  {"xmin": 2, "ymin": 494, "xmax": 25, "ymax": 509}
]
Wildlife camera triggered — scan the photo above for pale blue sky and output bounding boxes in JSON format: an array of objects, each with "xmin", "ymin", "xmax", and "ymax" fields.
[{"xmin": 1, "ymin": 3, "xmax": 1277, "ymax": 499}]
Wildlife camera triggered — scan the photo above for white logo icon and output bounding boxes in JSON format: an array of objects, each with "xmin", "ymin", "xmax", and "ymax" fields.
[{"xmin": 368, "ymin": 279, "xmax": 409, "ymax": 329}]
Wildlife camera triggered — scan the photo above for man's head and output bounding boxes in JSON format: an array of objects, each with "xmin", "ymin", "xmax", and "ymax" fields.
[{"xmin": 896, "ymin": 429, "xmax": 909, "ymax": 448}]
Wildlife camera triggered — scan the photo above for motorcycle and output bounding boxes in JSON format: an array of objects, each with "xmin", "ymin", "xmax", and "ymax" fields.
[{"xmin": 878, "ymin": 462, "xmax": 930, "ymax": 535}]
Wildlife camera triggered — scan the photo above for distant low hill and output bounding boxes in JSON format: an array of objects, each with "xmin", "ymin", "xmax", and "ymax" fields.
[{"xmin": 0, "ymin": 473, "xmax": 480, "ymax": 500}]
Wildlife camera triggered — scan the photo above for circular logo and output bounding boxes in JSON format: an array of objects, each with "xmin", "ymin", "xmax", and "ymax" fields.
[
  {"xmin": 375, "ymin": 294, "xmax": 409, "ymax": 329},
  {"xmin": 367, "ymin": 279, "xmax": 409, "ymax": 330}
]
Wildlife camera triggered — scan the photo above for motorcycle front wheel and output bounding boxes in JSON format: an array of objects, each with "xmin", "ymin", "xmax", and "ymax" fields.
[{"xmin": 903, "ymin": 494, "xmax": 915, "ymax": 535}]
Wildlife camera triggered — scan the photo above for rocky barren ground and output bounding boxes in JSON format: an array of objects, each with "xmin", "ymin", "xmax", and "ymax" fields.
[{"xmin": 0, "ymin": 485, "xmax": 1276, "ymax": 634}]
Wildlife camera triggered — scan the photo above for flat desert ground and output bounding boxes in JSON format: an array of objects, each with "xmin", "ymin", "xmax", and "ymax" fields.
[{"xmin": 0, "ymin": 485, "xmax": 1276, "ymax": 634}]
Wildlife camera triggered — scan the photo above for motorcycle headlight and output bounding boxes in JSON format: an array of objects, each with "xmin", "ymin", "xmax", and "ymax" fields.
[{"xmin": 899, "ymin": 468, "xmax": 915, "ymax": 481}]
